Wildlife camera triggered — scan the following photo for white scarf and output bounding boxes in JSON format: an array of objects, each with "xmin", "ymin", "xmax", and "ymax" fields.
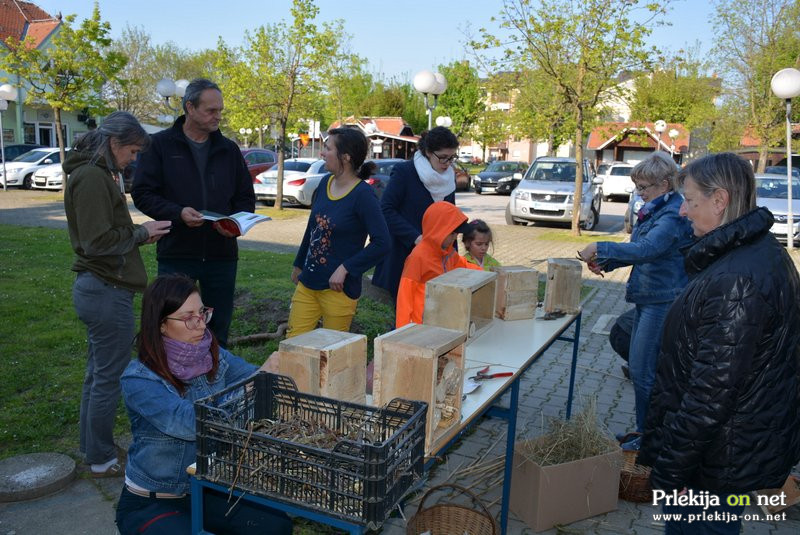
[{"xmin": 413, "ymin": 151, "xmax": 455, "ymax": 202}]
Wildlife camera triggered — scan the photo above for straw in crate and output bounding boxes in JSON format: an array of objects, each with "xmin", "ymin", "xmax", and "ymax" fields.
[{"xmin": 194, "ymin": 372, "xmax": 427, "ymax": 531}]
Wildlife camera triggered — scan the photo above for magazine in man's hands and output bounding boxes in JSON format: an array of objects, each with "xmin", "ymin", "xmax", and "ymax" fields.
[{"xmin": 200, "ymin": 211, "xmax": 271, "ymax": 237}]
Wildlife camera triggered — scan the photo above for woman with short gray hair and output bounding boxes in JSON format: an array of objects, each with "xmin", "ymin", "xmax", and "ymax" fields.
[
  {"xmin": 64, "ymin": 111, "xmax": 171, "ymax": 477},
  {"xmin": 639, "ymin": 152, "xmax": 800, "ymax": 533},
  {"xmin": 578, "ymin": 151, "xmax": 694, "ymax": 451}
]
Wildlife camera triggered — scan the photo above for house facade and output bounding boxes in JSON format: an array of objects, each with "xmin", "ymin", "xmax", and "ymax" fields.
[
  {"xmin": 327, "ymin": 116, "xmax": 419, "ymax": 159},
  {"xmin": 0, "ymin": 0, "xmax": 91, "ymax": 147}
]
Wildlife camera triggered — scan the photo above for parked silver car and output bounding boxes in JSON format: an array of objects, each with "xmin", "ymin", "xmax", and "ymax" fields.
[
  {"xmin": 505, "ymin": 157, "xmax": 603, "ymax": 230},
  {"xmin": 253, "ymin": 158, "xmax": 328, "ymax": 206},
  {"xmin": 755, "ymin": 173, "xmax": 800, "ymax": 245}
]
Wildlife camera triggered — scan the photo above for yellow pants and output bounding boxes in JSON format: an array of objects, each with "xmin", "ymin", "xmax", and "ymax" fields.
[{"xmin": 286, "ymin": 281, "xmax": 358, "ymax": 338}]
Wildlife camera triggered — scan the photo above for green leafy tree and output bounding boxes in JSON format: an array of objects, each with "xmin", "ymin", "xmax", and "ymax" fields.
[
  {"xmin": 712, "ymin": 0, "xmax": 800, "ymax": 171},
  {"xmin": 436, "ymin": 60, "xmax": 482, "ymax": 138},
  {"xmin": 629, "ymin": 51, "xmax": 721, "ymax": 130},
  {"xmin": 1, "ymin": 4, "xmax": 126, "ymax": 164},
  {"xmin": 472, "ymin": 0, "xmax": 665, "ymax": 234},
  {"xmin": 501, "ymin": 68, "xmax": 573, "ymax": 156},
  {"xmin": 215, "ymin": 0, "xmax": 337, "ymax": 209},
  {"xmin": 472, "ymin": 107, "xmax": 508, "ymax": 161},
  {"xmin": 322, "ymin": 38, "xmax": 373, "ymax": 125}
]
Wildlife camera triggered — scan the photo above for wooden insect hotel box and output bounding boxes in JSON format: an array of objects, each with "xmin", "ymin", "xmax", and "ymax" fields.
[
  {"xmin": 543, "ymin": 258, "xmax": 582, "ymax": 315},
  {"xmin": 276, "ymin": 328, "xmax": 366, "ymax": 404},
  {"xmin": 423, "ymin": 268, "xmax": 497, "ymax": 342},
  {"xmin": 372, "ymin": 323, "xmax": 467, "ymax": 455},
  {"xmin": 491, "ymin": 265, "xmax": 539, "ymax": 321}
]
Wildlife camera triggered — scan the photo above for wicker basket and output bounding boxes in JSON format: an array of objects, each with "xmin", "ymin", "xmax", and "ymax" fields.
[
  {"xmin": 618, "ymin": 449, "xmax": 652, "ymax": 503},
  {"xmin": 406, "ymin": 484, "xmax": 497, "ymax": 535}
]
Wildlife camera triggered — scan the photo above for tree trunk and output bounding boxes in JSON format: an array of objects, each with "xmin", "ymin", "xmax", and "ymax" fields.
[
  {"xmin": 756, "ymin": 144, "xmax": 769, "ymax": 173},
  {"xmin": 571, "ymin": 106, "xmax": 585, "ymax": 236},
  {"xmin": 54, "ymin": 107, "xmax": 66, "ymax": 192},
  {"xmin": 275, "ymin": 119, "xmax": 287, "ymax": 211},
  {"xmin": 54, "ymin": 108, "xmax": 66, "ymax": 164}
]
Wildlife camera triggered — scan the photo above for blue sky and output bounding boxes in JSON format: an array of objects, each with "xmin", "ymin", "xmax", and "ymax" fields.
[{"xmin": 37, "ymin": 0, "xmax": 716, "ymax": 81}]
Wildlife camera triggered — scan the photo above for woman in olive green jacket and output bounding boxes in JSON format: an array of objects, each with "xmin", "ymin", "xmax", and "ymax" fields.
[{"xmin": 64, "ymin": 111, "xmax": 170, "ymax": 477}]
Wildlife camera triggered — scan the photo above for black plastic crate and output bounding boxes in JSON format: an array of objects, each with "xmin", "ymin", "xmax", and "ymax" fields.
[{"xmin": 194, "ymin": 372, "xmax": 427, "ymax": 530}]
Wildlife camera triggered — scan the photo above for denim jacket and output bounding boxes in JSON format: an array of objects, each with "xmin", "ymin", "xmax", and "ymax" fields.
[
  {"xmin": 597, "ymin": 192, "xmax": 694, "ymax": 304},
  {"xmin": 121, "ymin": 348, "xmax": 257, "ymax": 494}
]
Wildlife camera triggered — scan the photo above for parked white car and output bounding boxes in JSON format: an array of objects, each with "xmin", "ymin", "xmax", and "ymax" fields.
[
  {"xmin": 596, "ymin": 161, "xmax": 634, "ymax": 200},
  {"xmin": 0, "ymin": 147, "xmax": 67, "ymax": 189},
  {"xmin": 755, "ymin": 173, "xmax": 800, "ymax": 245},
  {"xmin": 253, "ymin": 158, "xmax": 328, "ymax": 206},
  {"xmin": 31, "ymin": 163, "xmax": 65, "ymax": 190}
]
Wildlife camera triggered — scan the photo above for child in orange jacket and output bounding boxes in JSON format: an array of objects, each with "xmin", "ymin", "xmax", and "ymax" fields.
[{"xmin": 395, "ymin": 201, "xmax": 480, "ymax": 328}]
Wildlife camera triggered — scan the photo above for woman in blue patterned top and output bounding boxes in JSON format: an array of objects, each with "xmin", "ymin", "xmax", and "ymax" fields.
[{"xmin": 288, "ymin": 128, "xmax": 391, "ymax": 337}]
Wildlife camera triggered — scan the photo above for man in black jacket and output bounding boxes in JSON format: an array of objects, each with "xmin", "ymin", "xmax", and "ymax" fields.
[{"xmin": 132, "ymin": 79, "xmax": 255, "ymax": 347}]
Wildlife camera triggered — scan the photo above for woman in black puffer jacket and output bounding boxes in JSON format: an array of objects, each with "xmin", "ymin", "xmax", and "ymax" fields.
[{"xmin": 639, "ymin": 153, "xmax": 800, "ymax": 534}]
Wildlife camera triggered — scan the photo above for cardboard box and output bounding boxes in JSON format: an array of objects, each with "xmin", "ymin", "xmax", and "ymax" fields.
[
  {"xmin": 509, "ymin": 440, "xmax": 622, "ymax": 531},
  {"xmin": 754, "ymin": 475, "xmax": 800, "ymax": 515}
]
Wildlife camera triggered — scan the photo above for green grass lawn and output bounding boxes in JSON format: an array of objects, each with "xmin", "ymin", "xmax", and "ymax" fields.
[{"xmin": 0, "ymin": 224, "xmax": 393, "ymax": 461}]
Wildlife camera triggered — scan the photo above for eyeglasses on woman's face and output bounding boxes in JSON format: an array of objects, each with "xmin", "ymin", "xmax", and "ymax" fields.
[
  {"xmin": 165, "ymin": 307, "xmax": 213, "ymax": 330},
  {"xmin": 433, "ymin": 152, "xmax": 458, "ymax": 164},
  {"xmin": 634, "ymin": 182, "xmax": 659, "ymax": 193}
]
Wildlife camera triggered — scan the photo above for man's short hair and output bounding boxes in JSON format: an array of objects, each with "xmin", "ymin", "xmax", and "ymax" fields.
[{"xmin": 182, "ymin": 78, "xmax": 221, "ymax": 113}]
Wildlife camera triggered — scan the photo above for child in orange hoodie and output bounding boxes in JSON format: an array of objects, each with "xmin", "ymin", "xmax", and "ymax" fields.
[{"xmin": 395, "ymin": 201, "xmax": 480, "ymax": 328}]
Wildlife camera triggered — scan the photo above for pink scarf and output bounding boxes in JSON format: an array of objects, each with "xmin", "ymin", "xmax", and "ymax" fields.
[{"xmin": 163, "ymin": 329, "xmax": 213, "ymax": 381}]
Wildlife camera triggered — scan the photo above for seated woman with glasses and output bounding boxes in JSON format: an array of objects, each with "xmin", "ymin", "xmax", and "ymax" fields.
[
  {"xmin": 115, "ymin": 274, "xmax": 291, "ymax": 535},
  {"xmin": 372, "ymin": 126, "xmax": 460, "ymax": 302},
  {"xmin": 577, "ymin": 152, "xmax": 694, "ymax": 452}
]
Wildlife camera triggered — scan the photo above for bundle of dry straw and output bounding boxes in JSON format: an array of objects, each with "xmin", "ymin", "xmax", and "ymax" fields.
[{"xmin": 518, "ymin": 398, "xmax": 616, "ymax": 466}]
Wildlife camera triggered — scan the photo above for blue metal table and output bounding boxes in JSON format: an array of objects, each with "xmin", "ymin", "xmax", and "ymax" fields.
[{"xmin": 190, "ymin": 310, "xmax": 581, "ymax": 534}]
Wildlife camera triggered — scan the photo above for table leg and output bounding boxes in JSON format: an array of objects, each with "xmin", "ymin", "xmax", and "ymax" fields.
[
  {"xmin": 190, "ymin": 477, "xmax": 204, "ymax": 534},
  {"xmin": 565, "ymin": 313, "xmax": 581, "ymax": 420},
  {"xmin": 499, "ymin": 377, "xmax": 520, "ymax": 535}
]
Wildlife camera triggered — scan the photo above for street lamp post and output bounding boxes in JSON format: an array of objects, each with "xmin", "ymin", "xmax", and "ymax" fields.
[
  {"xmin": 770, "ymin": 67, "xmax": 800, "ymax": 251},
  {"xmin": 413, "ymin": 70, "xmax": 447, "ymax": 130},
  {"xmin": 155, "ymin": 78, "xmax": 189, "ymax": 115},
  {"xmin": 668, "ymin": 128, "xmax": 679, "ymax": 159},
  {"xmin": 238, "ymin": 127, "xmax": 253, "ymax": 148},
  {"xmin": 0, "ymin": 83, "xmax": 19, "ymax": 192},
  {"xmin": 654, "ymin": 120, "xmax": 667, "ymax": 152}
]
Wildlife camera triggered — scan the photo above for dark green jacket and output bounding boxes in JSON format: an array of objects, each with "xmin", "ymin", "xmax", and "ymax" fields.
[{"xmin": 64, "ymin": 150, "xmax": 149, "ymax": 292}]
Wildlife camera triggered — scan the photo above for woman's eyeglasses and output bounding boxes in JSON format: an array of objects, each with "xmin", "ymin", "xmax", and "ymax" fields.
[
  {"xmin": 433, "ymin": 152, "xmax": 458, "ymax": 164},
  {"xmin": 165, "ymin": 307, "xmax": 214, "ymax": 330},
  {"xmin": 634, "ymin": 182, "xmax": 657, "ymax": 193}
]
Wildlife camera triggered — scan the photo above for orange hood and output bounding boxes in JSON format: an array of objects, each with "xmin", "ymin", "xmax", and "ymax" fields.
[{"xmin": 402, "ymin": 201, "xmax": 468, "ymax": 284}]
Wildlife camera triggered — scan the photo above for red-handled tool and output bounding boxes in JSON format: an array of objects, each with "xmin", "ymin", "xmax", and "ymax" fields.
[{"xmin": 469, "ymin": 366, "xmax": 514, "ymax": 381}]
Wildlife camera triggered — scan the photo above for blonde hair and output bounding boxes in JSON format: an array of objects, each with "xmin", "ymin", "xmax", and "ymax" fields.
[{"xmin": 676, "ymin": 153, "xmax": 756, "ymax": 225}]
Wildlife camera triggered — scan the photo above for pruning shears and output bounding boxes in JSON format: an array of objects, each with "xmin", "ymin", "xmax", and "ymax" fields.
[{"xmin": 469, "ymin": 366, "xmax": 513, "ymax": 381}]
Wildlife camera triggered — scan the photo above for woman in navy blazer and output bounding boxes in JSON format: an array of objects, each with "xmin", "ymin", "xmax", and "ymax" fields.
[{"xmin": 372, "ymin": 127, "xmax": 460, "ymax": 300}]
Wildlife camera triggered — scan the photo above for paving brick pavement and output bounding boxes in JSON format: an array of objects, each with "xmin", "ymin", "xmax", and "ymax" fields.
[{"xmin": 2, "ymin": 190, "xmax": 800, "ymax": 533}]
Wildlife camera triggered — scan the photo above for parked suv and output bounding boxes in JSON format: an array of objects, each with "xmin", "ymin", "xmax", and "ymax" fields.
[
  {"xmin": 596, "ymin": 161, "xmax": 634, "ymax": 200},
  {"xmin": 506, "ymin": 157, "xmax": 603, "ymax": 230}
]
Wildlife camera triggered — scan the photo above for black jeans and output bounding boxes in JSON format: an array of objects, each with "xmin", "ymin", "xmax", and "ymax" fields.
[
  {"xmin": 115, "ymin": 486, "xmax": 292, "ymax": 534},
  {"xmin": 158, "ymin": 259, "xmax": 237, "ymax": 348}
]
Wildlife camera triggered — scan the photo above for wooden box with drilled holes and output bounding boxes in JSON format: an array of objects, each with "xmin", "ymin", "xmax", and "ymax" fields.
[
  {"xmin": 491, "ymin": 265, "xmax": 539, "ymax": 321},
  {"xmin": 372, "ymin": 323, "xmax": 467, "ymax": 456},
  {"xmin": 276, "ymin": 328, "xmax": 366, "ymax": 404},
  {"xmin": 423, "ymin": 268, "xmax": 497, "ymax": 342},
  {"xmin": 543, "ymin": 258, "xmax": 582, "ymax": 315}
]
